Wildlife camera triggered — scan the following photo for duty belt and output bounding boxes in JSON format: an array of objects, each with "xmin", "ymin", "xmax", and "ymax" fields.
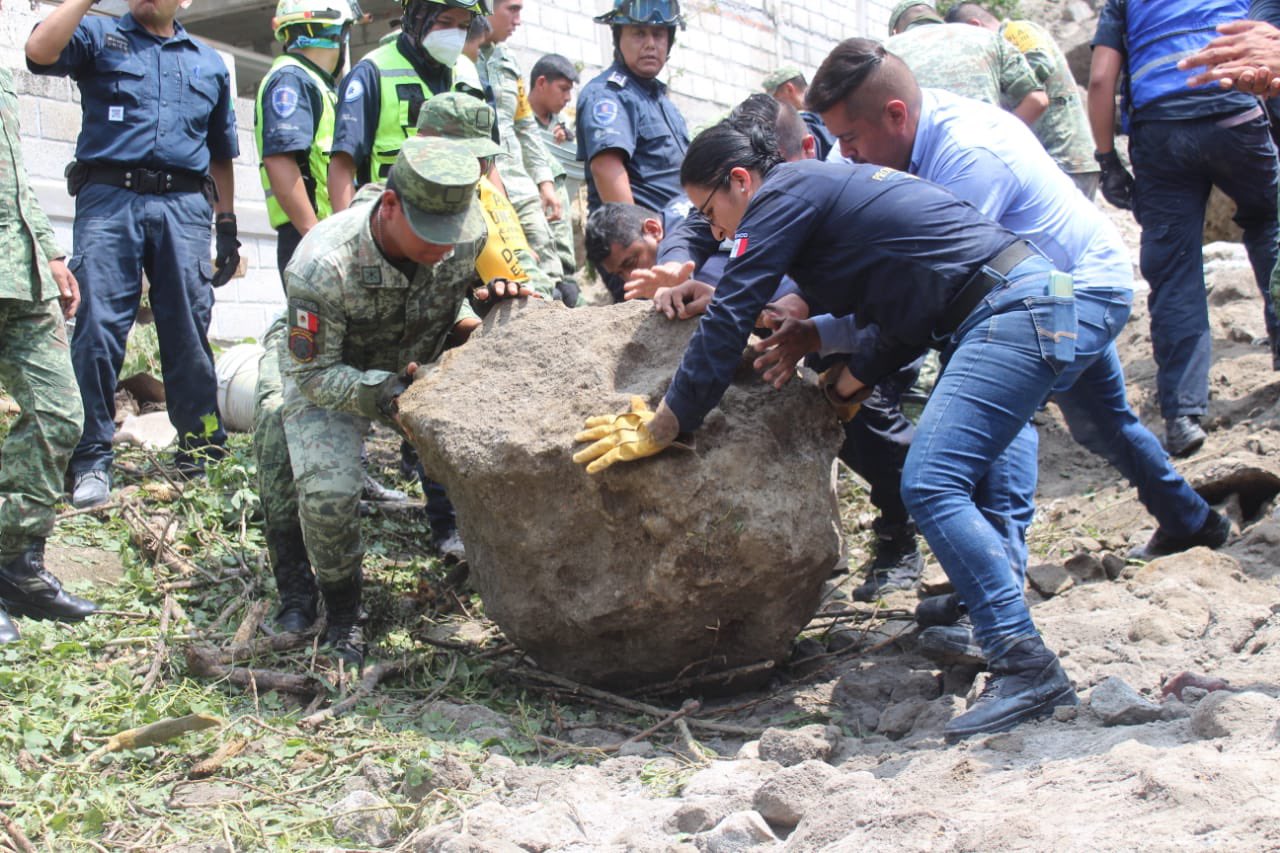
[
  {"xmin": 934, "ymin": 240, "xmax": 1040, "ymax": 341},
  {"xmin": 79, "ymin": 163, "xmax": 206, "ymax": 195}
]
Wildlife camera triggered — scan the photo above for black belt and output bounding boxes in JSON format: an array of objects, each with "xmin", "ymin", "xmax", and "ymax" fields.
[
  {"xmin": 934, "ymin": 240, "xmax": 1040, "ymax": 339},
  {"xmin": 82, "ymin": 164, "xmax": 206, "ymax": 195}
]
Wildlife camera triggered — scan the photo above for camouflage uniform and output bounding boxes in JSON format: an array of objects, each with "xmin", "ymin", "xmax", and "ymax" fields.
[
  {"xmin": 281, "ymin": 138, "xmax": 486, "ymax": 593},
  {"xmin": 999, "ymin": 19, "xmax": 1101, "ymax": 196},
  {"xmin": 0, "ymin": 68, "xmax": 84, "ymax": 561},
  {"xmin": 477, "ymin": 43, "xmax": 564, "ymax": 281},
  {"xmin": 536, "ymin": 113, "xmax": 579, "ymax": 281},
  {"xmin": 887, "ymin": 19, "xmax": 1041, "ymax": 111},
  {"xmin": 253, "ymin": 317, "xmax": 298, "ymax": 569}
]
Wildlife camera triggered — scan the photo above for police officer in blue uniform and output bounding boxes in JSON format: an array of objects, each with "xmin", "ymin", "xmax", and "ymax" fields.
[
  {"xmin": 577, "ymin": 0, "xmax": 691, "ymax": 300},
  {"xmin": 574, "ymin": 121, "xmax": 1088, "ymax": 741},
  {"xmin": 27, "ymin": 0, "xmax": 240, "ymax": 509},
  {"xmin": 1090, "ymin": 0, "xmax": 1280, "ymax": 457}
]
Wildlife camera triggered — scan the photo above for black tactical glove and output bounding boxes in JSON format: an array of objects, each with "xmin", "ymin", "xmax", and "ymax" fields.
[
  {"xmin": 376, "ymin": 368, "xmax": 416, "ymax": 418},
  {"xmin": 211, "ymin": 213, "xmax": 241, "ymax": 288},
  {"xmin": 1094, "ymin": 150, "xmax": 1134, "ymax": 211}
]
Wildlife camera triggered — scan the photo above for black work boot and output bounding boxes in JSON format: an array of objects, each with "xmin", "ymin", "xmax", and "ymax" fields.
[
  {"xmin": 1128, "ymin": 510, "xmax": 1231, "ymax": 561},
  {"xmin": 0, "ymin": 541, "xmax": 97, "ymax": 622},
  {"xmin": 0, "ymin": 604, "xmax": 18, "ymax": 644},
  {"xmin": 851, "ymin": 522, "xmax": 924, "ymax": 602},
  {"xmin": 919, "ymin": 616, "xmax": 986, "ymax": 666},
  {"xmin": 1164, "ymin": 415, "xmax": 1206, "ymax": 458},
  {"xmin": 944, "ymin": 636, "xmax": 1077, "ymax": 742},
  {"xmin": 320, "ymin": 575, "xmax": 366, "ymax": 668},
  {"xmin": 915, "ymin": 592, "xmax": 965, "ymax": 628},
  {"xmin": 268, "ymin": 528, "xmax": 317, "ymax": 633}
]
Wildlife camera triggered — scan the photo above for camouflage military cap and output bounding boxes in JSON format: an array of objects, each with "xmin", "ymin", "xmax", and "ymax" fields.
[
  {"xmin": 761, "ymin": 66, "xmax": 803, "ymax": 94},
  {"xmin": 888, "ymin": 1, "xmax": 941, "ymax": 34},
  {"xmin": 416, "ymin": 92, "xmax": 503, "ymax": 159},
  {"xmin": 388, "ymin": 137, "xmax": 485, "ymax": 245}
]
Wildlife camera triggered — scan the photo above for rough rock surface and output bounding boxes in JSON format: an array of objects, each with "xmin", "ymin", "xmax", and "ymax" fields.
[
  {"xmin": 752, "ymin": 760, "xmax": 839, "ymax": 827},
  {"xmin": 756, "ymin": 724, "xmax": 840, "ymax": 767},
  {"xmin": 400, "ymin": 300, "xmax": 844, "ymax": 686},
  {"xmin": 329, "ymin": 790, "xmax": 398, "ymax": 848},
  {"xmin": 1087, "ymin": 676, "xmax": 1163, "ymax": 726}
]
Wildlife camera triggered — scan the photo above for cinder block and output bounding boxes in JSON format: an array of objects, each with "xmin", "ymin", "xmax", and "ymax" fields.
[
  {"xmin": 19, "ymin": 137, "xmax": 75, "ymax": 182},
  {"xmin": 12, "ymin": 69, "xmax": 72, "ymax": 101},
  {"xmin": 18, "ymin": 98, "xmax": 40, "ymax": 138},
  {"xmin": 37, "ymin": 99, "xmax": 83, "ymax": 143}
]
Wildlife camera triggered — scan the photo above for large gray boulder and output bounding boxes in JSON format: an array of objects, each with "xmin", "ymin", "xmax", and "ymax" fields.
[{"xmin": 399, "ymin": 300, "xmax": 844, "ymax": 687}]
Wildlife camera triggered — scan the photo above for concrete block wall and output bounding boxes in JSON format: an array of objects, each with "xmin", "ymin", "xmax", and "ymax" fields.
[{"xmin": 3, "ymin": 0, "xmax": 892, "ymax": 341}]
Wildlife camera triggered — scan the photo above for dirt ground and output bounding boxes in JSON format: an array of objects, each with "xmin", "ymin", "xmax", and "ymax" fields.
[{"xmin": 382, "ymin": 220, "xmax": 1280, "ymax": 852}]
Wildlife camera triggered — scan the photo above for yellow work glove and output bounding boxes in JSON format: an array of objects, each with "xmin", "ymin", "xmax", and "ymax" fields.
[{"xmin": 572, "ymin": 395, "xmax": 667, "ymax": 474}]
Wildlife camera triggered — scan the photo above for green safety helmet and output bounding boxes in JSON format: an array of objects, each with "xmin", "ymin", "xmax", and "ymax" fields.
[
  {"xmin": 594, "ymin": 0, "xmax": 685, "ymax": 28},
  {"xmin": 272, "ymin": 0, "xmax": 361, "ymax": 41}
]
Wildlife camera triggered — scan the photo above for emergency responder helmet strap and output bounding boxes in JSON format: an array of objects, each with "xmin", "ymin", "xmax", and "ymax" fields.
[
  {"xmin": 272, "ymin": 0, "xmax": 360, "ymax": 42},
  {"xmin": 595, "ymin": 0, "xmax": 686, "ymax": 29}
]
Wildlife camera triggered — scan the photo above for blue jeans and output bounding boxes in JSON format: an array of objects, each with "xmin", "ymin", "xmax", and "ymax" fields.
[
  {"xmin": 902, "ymin": 257, "xmax": 1070, "ymax": 658},
  {"xmin": 68, "ymin": 184, "xmax": 226, "ymax": 474},
  {"xmin": 1130, "ymin": 112, "xmax": 1280, "ymax": 418}
]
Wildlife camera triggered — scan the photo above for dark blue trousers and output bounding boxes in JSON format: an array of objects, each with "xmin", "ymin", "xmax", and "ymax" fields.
[
  {"xmin": 1129, "ymin": 112, "xmax": 1280, "ymax": 418},
  {"xmin": 838, "ymin": 357, "xmax": 921, "ymax": 532},
  {"xmin": 68, "ymin": 184, "xmax": 225, "ymax": 474}
]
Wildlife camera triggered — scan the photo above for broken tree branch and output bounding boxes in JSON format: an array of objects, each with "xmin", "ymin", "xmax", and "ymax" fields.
[
  {"xmin": 0, "ymin": 809, "xmax": 35, "ymax": 853},
  {"xmin": 185, "ymin": 645, "xmax": 323, "ymax": 697},
  {"xmin": 298, "ymin": 659, "xmax": 413, "ymax": 729},
  {"xmin": 188, "ymin": 737, "xmax": 249, "ymax": 779}
]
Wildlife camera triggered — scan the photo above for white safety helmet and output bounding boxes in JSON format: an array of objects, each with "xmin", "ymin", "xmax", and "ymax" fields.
[{"xmin": 272, "ymin": 0, "xmax": 360, "ymax": 42}]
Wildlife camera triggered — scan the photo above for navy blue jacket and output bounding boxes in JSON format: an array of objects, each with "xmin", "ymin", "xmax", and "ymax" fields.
[{"xmin": 664, "ymin": 160, "xmax": 1020, "ymax": 430}]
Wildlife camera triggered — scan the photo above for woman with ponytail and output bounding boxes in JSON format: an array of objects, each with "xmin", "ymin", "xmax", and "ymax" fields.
[{"xmin": 574, "ymin": 118, "xmax": 1094, "ymax": 742}]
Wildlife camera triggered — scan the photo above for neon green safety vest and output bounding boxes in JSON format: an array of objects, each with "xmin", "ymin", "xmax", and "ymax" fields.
[
  {"xmin": 366, "ymin": 42, "xmax": 451, "ymax": 180},
  {"xmin": 254, "ymin": 54, "xmax": 337, "ymax": 230}
]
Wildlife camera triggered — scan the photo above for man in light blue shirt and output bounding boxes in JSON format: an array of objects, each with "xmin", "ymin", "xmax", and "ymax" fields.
[{"xmin": 786, "ymin": 38, "xmax": 1230, "ymax": 665}]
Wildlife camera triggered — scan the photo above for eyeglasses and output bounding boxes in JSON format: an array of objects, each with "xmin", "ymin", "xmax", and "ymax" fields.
[{"xmin": 695, "ymin": 175, "xmax": 728, "ymax": 225}]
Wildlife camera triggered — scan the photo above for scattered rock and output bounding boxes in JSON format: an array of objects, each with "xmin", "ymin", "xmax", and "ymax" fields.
[
  {"xmin": 1087, "ymin": 676, "xmax": 1163, "ymax": 726},
  {"xmin": 358, "ymin": 756, "xmax": 397, "ymax": 793},
  {"xmin": 329, "ymin": 790, "xmax": 398, "ymax": 848},
  {"xmin": 671, "ymin": 801, "xmax": 729, "ymax": 834},
  {"xmin": 697, "ymin": 810, "xmax": 779, "ymax": 852},
  {"xmin": 1160, "ymin": 698, "xmax": 1191, "ymax": 721},
  {"xmin": 400, "ymin": 300, "xmax": 845, "ymax": 687},
  {"xmin": 757, "ymin": 724, "xmax": 840, "ymax": 766},
  {"xmin": 752, "ymin": 760, "xmax": 839, "ymax": 828},
  {"xmin": 1064, "ymin": 552, "xmax": 1105, "ymax": 582},
  {"xmin": 1052, "ymin": 704, "xmax": 1079, "ymax": 722},
  {"xmin": 420, "ymin": 701, "xmax": 516, "ymax": 743},
  {"xmin": 167, "ymin": 782, "xmax": 240, "ymax": 809},
  {"xmin": 888, "ymin": 670, "xmax": 942, "ymax": 702},
  {"xmin": 876, "ymin": 698, "xmax": 930, "ymax": 739},
  {"xmin": 1190, "ymin": 690, "xmax": 1280, "ymax": 740},
  {"xmin": 400, "ymin": 753, "xmax": 475, "ymax": 801},
  {"xmin": 1027, "ymin": 562, "xmax": 1075, "ymax": 597},
  {"xmin": 618, "ymin": 740, "xmax": 655, "ymax": 757},
  {"xmin": 908, "ymin": 695, "xmax": 967, "ymax": 739},
  {"xmin": 562, "ymin": 726, "xmax": 622, "ymax": 748},
  {"xmin": 401, "ymin": 828, "xmax": 525, "ymax": 853},
  {"xmin": 1101, "ymin": 552, "xmax": 1127, "ymax": 581},
  {"xmin": 1161, "ymin": 671, "xmax": 1233, "ymax": 701}
]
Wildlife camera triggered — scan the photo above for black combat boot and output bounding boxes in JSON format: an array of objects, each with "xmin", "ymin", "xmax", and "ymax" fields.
[
  {"xmin": 320, "ymin": 575, "xmax": 366, "ymax": 668},
  {"xmin": 1128, "ymin": 510, "xmax": 1231, "ymax": 561},
  {"xmin": 0, "ymin": 604, "xmax": 17, "ymax": 644},
  {"xmin": 0, "ymin": 541, "xmax": 97, "ymax": 622},
  {"xmin": 943, "ymin": 636, "xmax": 1077, "ymax": 742},
  {"xmin": 915, "ymin": 591, "xmax": 965, "ymax": 628},
  {"xmin": 851, "ymin": 522, "xmax": 924, "ymax": 602},
  {"xmin": 268, "ymin": 527, "xmax": 317, "ymax": 633},
  {"xmin": 919, "ymin": 616, "xmax": 986, "ymax": 666}
]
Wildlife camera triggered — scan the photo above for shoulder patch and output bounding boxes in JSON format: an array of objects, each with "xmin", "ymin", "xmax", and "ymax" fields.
[
  {"xmin": 607, "ymin": 71, "xmax": 628, "ymax": 88},
  {"xmin": 271, "ymin": 85, "xmax": 300, "ymax": 118},
  {"xmin": 730, "ymin": 232, "xmax": 749, "ymax": 259},
  {"xmin": 344, "ymin": 79, "xmax": 366, "ymax": 103},
  {"xmin": 288, "ymin": 303, "xmax": 321, "ymax": 363},
  {"xmin": 592, "ymin": 99, "xmax": 620, "ymax": 126}
]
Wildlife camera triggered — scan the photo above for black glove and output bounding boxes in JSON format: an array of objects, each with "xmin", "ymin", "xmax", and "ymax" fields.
[
  {"xmin": 1095, "ymin": 150, "xmax": 1134, "ymax": 211},
  {"xmin": 376, "ymin": 368, "xmax": 415, "ymax": 418},
  {"xmin": 211, "ymin": 214, "xmax": 241, "ymax": 288}
]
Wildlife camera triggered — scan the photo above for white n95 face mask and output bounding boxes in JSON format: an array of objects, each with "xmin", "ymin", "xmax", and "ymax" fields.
[{"xmin": 422, "ymin": 27, "xmax": 466, "ymax": 67}]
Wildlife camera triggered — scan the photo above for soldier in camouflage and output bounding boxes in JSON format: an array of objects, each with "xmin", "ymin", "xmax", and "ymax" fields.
[
  {"xmin": 946, "ymin": 3, "xmax": 1101, "ymax": 199},
  {"xmin": 0, "ymin": 60, "xmax": 98, "ymax": 644},
  {"xmin": 281, "ymin": 136, "xmax": 526, "ymax": 665},
  {"xmin": 883, "ymin": 1, "xmax": 1048, "ymax": 127},
  {"xmin": 478, "ymin": 0, "xmax": 566, "ymax": 285}
]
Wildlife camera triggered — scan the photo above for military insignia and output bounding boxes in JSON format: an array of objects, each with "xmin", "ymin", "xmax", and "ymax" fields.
[
  {"xmin": 361, "ymin": 266, "xmax": 382, "ymax": 285},
  {"xmin": 730, "ymin": 232, "xmax": 749, "ymax": 258},
  {"xmin": 593, "ymin": 100, "xmax": 620, "ymax": 126},
  {"xmin": 344, "ymin": 79, "xmax": 365, "ymax": 102},
  {"xmin": 607, "ymin": 71, "xmax": 628, "ymax": 88},
  {"xmin": 271, "ymin": 86, "xmax": 299, "ymax": 118},
  {"xmin": 289, "ymin": 303, "xmax": 321, "ymax": 363}
]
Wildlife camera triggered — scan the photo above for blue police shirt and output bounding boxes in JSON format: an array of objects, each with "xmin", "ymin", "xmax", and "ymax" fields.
[
  {"xmin": 657, "ymin": 195, "xmax": 728, "ymax": 285},
  {"xmin": 28, "ymin": 13, "xmax": 237, "ymax": 172},
  {"xmin": 817, "ymin": 88, "xmax": 1132, "ymax": 352},
  {"xmin": 331, "ymin": 33, "xmax": 452, "ymax": 181},
  {"xmin": 576, "ymin": 60, "xmax": 689, "ymax": 214},
  {"xmin": 1093, "ymin": 0, "xmax": 1258, "ymax": 122},
  {"xmin": 663, "ymin": 160, "xmax": 1020, "ymax": 431},
  {"xmin": 260, "ymin": 59, "xmax": 332, "ymax": 158}
]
